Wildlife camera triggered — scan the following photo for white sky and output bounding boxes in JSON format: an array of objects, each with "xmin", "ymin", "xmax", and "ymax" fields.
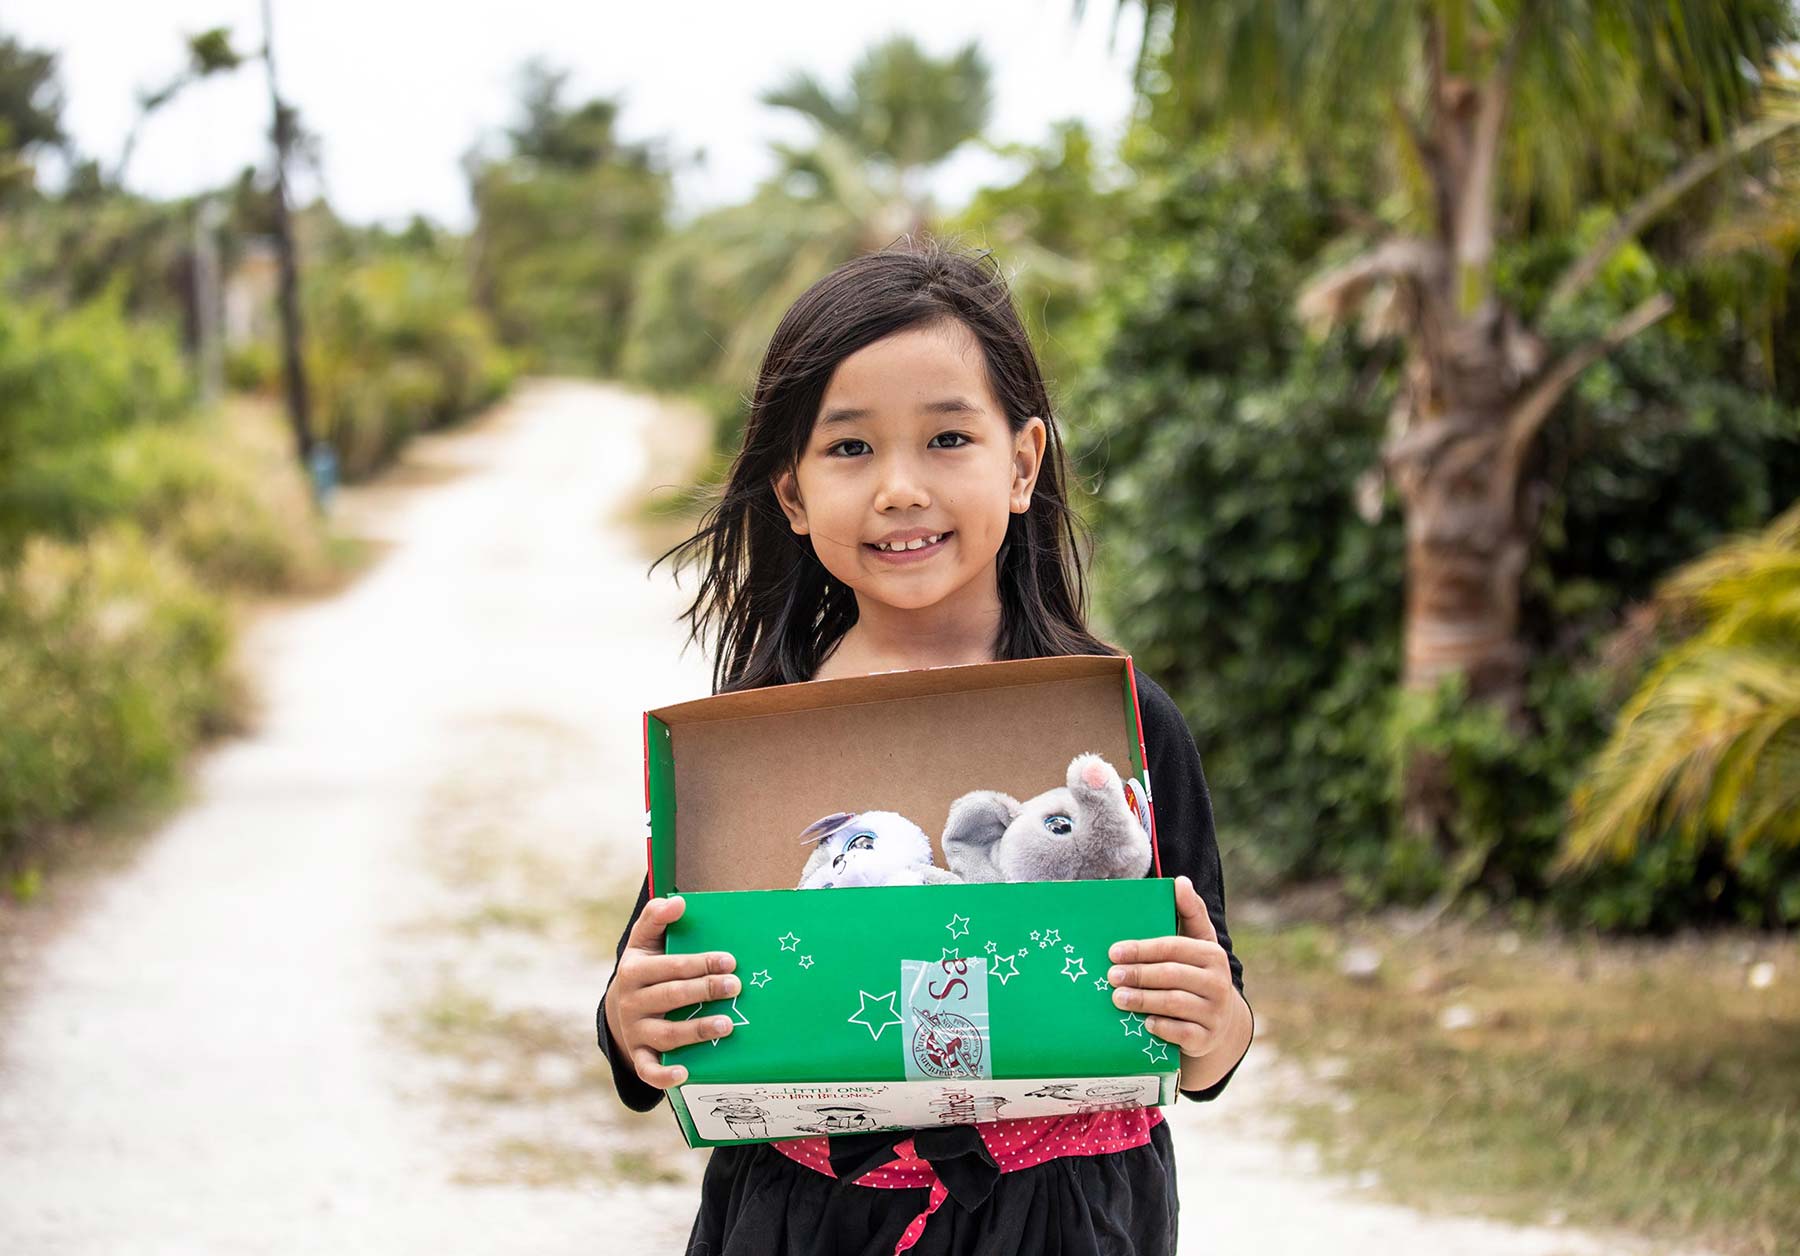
[{"xmin": 7, "ymin": 0, "xmax": 1147, "ymax": 231}]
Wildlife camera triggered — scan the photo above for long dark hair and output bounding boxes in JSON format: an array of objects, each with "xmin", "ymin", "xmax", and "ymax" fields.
[{"xmin": 651, "ymin": 233, "xmax": 1118, "ymax": 695}]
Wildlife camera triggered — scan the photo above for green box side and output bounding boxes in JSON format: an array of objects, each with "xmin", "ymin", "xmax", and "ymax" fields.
[
  {"xmin": 661, "ymin": 878, "xmax": 1178, "ymax": 1084},
  {"xmin": 646, "ymin": 713, "xmax": 677, "ymax": 897},
  {"xmin": 1120, "ymin": 656, "xmax": 1147, "ymax": 781},
  {"xmin": 666, "ymin": 1083, "xmax": 702, "ymax": 1144}
]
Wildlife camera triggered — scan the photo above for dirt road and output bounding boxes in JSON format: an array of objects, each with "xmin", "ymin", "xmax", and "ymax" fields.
[{"xmin": 0, "ymin": 380, "xmax": 1714, "ymax": 1255}]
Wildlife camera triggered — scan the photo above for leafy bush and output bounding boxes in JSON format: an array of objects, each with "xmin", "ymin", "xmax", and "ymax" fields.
[
  {"xmin": 97, "ymin": 407, "xmax": 331, "ymax": 592},
  {"xmin": 0, "ymin": 523, "xmax": 239, "ymax": 871},
  {"xmin": 1065, "ymin": 142, "xmax": 1404, "ymax": 891},
  {"xmin": 230, "ymin": 251, "xmax": 517, "ymax": 481},
  {"xmin": 0, "ymin": 290, "xmax": 191, "ymax": 556},
  {"xmin": 1067, "ymin": 137, "xmax": 1800, "ymax": 929}
]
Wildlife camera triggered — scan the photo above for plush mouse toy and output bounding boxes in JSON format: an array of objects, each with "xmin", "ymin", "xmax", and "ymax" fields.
[
  {"xmin": 795, "ymin": 810, "xmax": 962, "ymax": 889},
  {"xmin": 941, "ymin": 752, "xmax": 1152, "ymax": 883}
]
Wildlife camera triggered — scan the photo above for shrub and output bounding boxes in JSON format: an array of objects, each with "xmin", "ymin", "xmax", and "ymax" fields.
[{"xmin": 0, "ymin": 523, "xmax": 239, "ymax": 871}]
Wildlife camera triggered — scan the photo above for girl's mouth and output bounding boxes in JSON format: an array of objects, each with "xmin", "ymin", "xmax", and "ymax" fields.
[{"xmin": 865, "ymin": 531, "xmax": 953, "ymax": 564}]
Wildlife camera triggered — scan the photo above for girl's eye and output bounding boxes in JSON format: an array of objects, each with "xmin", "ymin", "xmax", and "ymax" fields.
[
  {"xmin": 824, "ymin": 433, "xmax": 971, "ymax": 457},
  {"xmin": 1044, "ymin": 814, "xmax": 1074, "ymax": 836}
]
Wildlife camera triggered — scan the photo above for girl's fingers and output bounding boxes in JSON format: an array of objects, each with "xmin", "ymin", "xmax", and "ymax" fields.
[
  {"xmin": 1111, "ymin": 934, "xmax": 1216, "ymax": 967},
  {"xmin": 1112, "ymin": 985, "xmax": 1211, "ymax": 1024},
  {"xmin": 1108, "ymin": 959, "xmax": 1212, "ymax": 993},
  {"xmin": 624, "ymin": 895, "xmax": 686, "ymax": 953},
  {"xmin": 636, "ymin": 971, "xmax": 743, "ymax": 1015},
  {"xmin": 1144, "ymin": 1015, "xmax": 1207, "ymax": 1054},
  {"xmin": 620, "ymin": 949, "xmax": 735, "ymax": 991},
  {"xmin": 1173, "ymin": 875, "xmax": 1220, "ymax": 944},
  {"xmin": 643, "ymin": 1012, "xmax": 737, "ymax": 1053},
  {"xmin": 631, "ymin": 1044, "xmax": 688, "ymax": 1090}
]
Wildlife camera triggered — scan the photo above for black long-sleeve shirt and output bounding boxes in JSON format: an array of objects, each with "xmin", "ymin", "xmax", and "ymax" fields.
[{"xmin": 595, "ymin": 665, "xmax": 1253, "ymax": 1114}]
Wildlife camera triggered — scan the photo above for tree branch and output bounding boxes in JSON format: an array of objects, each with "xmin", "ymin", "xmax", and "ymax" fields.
[
  {"xmin": 1546, "ymin": 113, "xmax": 1800, "ymax": 312},
  {"xmin": 1296, "ymin": 237, "xmax": 1445, "ymax": 335},
  {"xmin": 1453, "ymin": 2, "xmax": 1532, "ymax": 313},
  {"xmin": 1488, "ymin": 291, "xmax": 1676, "ymax": 505}
]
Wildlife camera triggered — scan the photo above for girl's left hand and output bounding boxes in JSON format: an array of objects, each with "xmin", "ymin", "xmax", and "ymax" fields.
[{"xmin": 1107, "ymin": 874, "xmax": 1236, "ymax": 1059}]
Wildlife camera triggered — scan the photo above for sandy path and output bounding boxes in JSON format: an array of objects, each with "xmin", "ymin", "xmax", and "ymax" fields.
[{"xmin": 0, "ymin": 379, "xmax": 1715, "ymax": 1256}]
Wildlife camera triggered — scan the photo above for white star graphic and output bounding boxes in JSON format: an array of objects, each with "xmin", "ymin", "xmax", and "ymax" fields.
[
  {"xmin": 991, "ymin": 954, "xmax": 1021, "ymax": 985},
  {"xmin": 1030, "ymin": 930, "xmax": 1040, "ymax": 940},
  {"xmin": 778, "ymin": 932, "xmax": 800, "ymax": 951},
  {"xmin": 750, "ymin": 970, "xmax": 773, "ymax": 988},
  {"xmin": 1044, "ymin": 929, "xmax": 1062, "ymax": 946},
  {"xmin": 1062, "ymin": 957, "xmax": 1087, "ymax": 982},
  {"xmin": 945, "ymin": 913, "xmax": 970, "ymax": 939},
  {"xmin": 1143, "ymin": 1039, "xmax": 1172, "ymax": 1064},
  {"xmin": 984, "ymin": 940, "xmax": 998, "ymax": 954},
  {"xmin": 799, "ymin": 954, "xmax": 814, "ymax": 969},
  {"xmin": 1120, "ymin": 1014, "xmax": 1146, "ymax": 1037},
  {"xmin": 1017, "ymin": 947, "xmax": 1027, "ymax": 956},
  {"xmin": 682, "ymin": 997, "xmax": 749, "ymax": 1046},
  {"xmin": 1063, "ymin": 944, "xmax": 1075, "ymax": 953},
  {"xmin": 940, "ymin": 947, "xmax": 962, "ymax": 963},
  {"xmin": 1094, "ymin": 978, "xmax": 1110, "ymax": 991},
  {"xmin": 847, "ymin": 990, "xmax": 904, "ymax": 1041}
]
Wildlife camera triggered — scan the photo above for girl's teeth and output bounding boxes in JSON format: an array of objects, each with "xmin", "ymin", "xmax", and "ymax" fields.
[{"xmin": 878, "ymin": 533, "xmax": 942, "ymax": 552}]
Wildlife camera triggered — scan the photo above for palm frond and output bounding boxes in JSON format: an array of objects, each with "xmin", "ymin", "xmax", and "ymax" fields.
[{"xmin": 1559, "ymin": 499, "xmax": 1800, "ymax": 871}]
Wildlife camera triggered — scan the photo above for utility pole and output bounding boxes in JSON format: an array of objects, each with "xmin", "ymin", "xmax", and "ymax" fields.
[
  {"xmin": 259, "ymin": 0, "xmax": 330, "ymax": 509},
  {"xmin": 192, "ymin": 195, "xmax": 225, "ymax": 405}
]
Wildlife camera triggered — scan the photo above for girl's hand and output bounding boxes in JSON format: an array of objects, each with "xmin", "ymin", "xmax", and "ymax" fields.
[
  {"xmin": 1107, "ymin": 875, "xmax": 1238, "ymax": 1060},
  {"xmin": 605, "ymin": 894, "xmax": 740, "ymax": 1088}
]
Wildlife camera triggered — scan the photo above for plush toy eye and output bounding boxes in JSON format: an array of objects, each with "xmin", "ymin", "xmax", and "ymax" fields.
[
  {"xmin": 1044, "ymin": 814, "xmax": 1073, "ymax": 836},
  {"xmin": 845, "ymin": 832, "xmax": 876, "ymax": 851}
]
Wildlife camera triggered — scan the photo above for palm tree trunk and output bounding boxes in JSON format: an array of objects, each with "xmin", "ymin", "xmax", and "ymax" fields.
[
  {"xmin": 1401, "ymin": 462, "xmax": 1531, "ymax": 716},
  {"xmin": 1392, "ymin": 392, "xmax": 1532, "ymax": 854}
]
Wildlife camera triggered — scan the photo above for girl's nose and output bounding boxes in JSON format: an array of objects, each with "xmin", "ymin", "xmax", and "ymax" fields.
[{"xmin": 872, "ymin": 455, "xmax": 931, "ymax": 511}]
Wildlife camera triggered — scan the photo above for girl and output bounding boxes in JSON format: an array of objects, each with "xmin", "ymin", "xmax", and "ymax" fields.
[{"xmin": 597, "ymin": 236, "xmax": 1254, "ymax": 1254}]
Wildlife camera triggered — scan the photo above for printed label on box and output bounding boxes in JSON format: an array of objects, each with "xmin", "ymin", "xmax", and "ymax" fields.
[
  {"xmin": 901, "ymin": 956, "xmax": 991, "ymax": 1081},
  {"xmin": 1123, "ymin": 774, "xmax": 1153, "ymax": 839},
  {"xmin": 682, "ymin": 1075, "xmax": 1166, "ymax": 1143}
]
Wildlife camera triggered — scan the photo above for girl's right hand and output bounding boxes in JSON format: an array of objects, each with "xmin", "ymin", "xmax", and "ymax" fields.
[{"xmin": 606, "ymin": 894, "xmax": 739, "ymax": 1089}]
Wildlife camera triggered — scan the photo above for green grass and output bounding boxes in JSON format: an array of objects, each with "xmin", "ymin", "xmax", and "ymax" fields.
[{"xmin": 1233, "ymin": 915, "xmax": 1800, "ymax": 1255}]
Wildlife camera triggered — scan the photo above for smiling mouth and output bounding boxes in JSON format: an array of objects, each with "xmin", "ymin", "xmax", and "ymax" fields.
[{"xmin": 865, "ymin": 531, "xmax": 953, "ymax": 557}]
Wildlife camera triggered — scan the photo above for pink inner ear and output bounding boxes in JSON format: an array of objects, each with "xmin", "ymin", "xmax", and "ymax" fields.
[{"xmin": 1081, "ymin": 761, "xmax": 1110, "ymax": 790}]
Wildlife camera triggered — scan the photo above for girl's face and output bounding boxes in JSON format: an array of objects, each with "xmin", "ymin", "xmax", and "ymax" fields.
[{"xmin": 772, "ymin": 319, "xmax": 1045, "ymax": 617}]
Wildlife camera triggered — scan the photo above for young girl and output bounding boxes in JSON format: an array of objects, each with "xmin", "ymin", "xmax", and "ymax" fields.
[{"xmin": 597, "ymin": 236, "xmax": 1254, "ymax": 1254}]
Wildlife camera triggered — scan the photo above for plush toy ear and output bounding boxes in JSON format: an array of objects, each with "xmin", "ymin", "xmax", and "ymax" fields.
[
  {"xmin": 941, "ymin": 791, "xmax": 1022, "ymax": 884},
  {"xmin": 798, "ymin": 811, "xmax": 856, "ymax": 846},
  {"xmin": 942, "ymin": 792, "xmax": 1020, "ymax": 847}
]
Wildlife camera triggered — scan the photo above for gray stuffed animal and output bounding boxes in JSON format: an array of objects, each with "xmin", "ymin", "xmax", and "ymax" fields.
[{"xmin": 941, "ymin": 752, "xmax": 1152, "ymax": 883}]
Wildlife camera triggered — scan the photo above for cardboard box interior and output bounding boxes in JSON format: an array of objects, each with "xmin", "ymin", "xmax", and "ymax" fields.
[{"xmin": 646, "ymin": 655, "xmax": 1157, "ymax": 891}]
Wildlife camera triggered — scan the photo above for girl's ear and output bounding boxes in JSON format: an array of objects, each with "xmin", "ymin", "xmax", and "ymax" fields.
[
  {"xmin": 1011, "ymin": 417, "xmax": 1047, "ymax": 513},
  {"xmin": 771, "ymin": 468, "xmax": 810, "ymax": 535}
]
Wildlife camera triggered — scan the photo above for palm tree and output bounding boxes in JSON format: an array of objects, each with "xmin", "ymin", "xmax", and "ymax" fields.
[
  {"xmin": 1559, "ymin": 498, "xmax": 1800, "ymax": 870},
  {"xmin": 1101, "ymin": 0, "xmax": 1799, "ymax": 847},
  {"xmin": 647, "ymin": 35, "xmax": 996, "ymax": 396}
]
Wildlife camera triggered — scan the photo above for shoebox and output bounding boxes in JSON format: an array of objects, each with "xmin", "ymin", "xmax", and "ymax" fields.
[{"xmin": 642, "ymin": 654, "xmax": 1181, "ymax": 1147}]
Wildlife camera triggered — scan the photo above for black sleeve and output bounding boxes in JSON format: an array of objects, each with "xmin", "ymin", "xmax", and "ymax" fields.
[
  {"xmin": 595, "ymin": 872, "xmax": 669, "ymax": 1113},
  {"xmin": 1132, "ymin": 667, "xmax": 1254, "ymax": 1103}
]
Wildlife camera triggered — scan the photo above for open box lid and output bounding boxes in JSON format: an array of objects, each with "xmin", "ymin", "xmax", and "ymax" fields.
[{"xmin": 643, "ymin": 654, "xmax": 1161, "ymax": 895}]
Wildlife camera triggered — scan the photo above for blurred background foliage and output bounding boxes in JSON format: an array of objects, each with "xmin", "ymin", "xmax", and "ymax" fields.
[
  {"xmin": 0, "ymin": 24, "xmax": 509, "ymax": 881},
  {"xmin": 3, "ymin": 8, "xmax": 1798, "ymax": 938},
  {"xmin": 5, "ymin": 11, "xmax": 1796, "ymax": 1248}
]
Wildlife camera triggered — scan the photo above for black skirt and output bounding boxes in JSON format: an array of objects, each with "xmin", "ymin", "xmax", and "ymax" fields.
[{"xmin": 684, "ymin": 1118, "xmax": 1178, "ymax": 1255}]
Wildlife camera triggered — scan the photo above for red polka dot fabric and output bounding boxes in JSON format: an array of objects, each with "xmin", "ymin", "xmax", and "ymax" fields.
[{"xmin": 770, "ymin": 1108, "xmax": 1166, "ymax": 1253}]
